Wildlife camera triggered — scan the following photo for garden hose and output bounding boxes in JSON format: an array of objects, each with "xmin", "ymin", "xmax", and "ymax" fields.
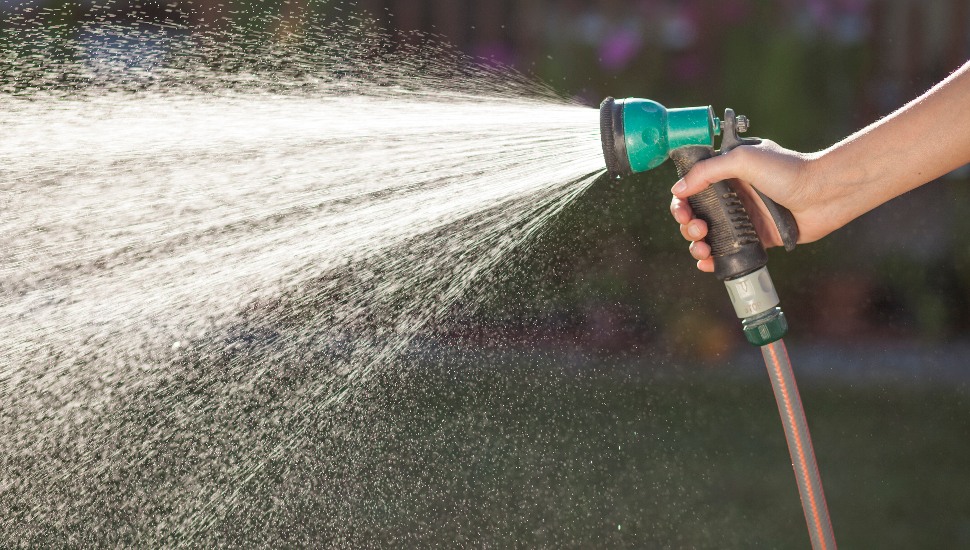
[{"xmin": 599, "ymin": 96, "xmax": 836, "ymax": 549}]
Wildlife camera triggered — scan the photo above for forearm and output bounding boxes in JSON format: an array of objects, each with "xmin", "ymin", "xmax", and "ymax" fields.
[{"xmin": 811, "ymin": 61, "xmax": 970, "ymax": 227}]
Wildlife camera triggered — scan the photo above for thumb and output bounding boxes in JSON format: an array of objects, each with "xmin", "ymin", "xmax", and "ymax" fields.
[{"xmin": 670, "ymin": 147, "xmax": 751, "ymax": 199}]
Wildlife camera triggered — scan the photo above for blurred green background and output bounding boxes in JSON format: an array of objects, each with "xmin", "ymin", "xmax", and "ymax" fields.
[{"xmin": 3, "ymin": 0, "xmax": 970, "ymax": 547}]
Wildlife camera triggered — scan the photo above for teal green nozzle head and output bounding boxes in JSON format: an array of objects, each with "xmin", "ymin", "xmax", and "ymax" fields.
[{"xmin": 600, "ymin": 97, "xmax": 720, "ymax": 177}]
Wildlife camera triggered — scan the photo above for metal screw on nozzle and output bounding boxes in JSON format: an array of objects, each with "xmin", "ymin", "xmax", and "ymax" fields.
[{"xmin": 737, "ymin": 115, "xmax": 750, "ymax": 133}]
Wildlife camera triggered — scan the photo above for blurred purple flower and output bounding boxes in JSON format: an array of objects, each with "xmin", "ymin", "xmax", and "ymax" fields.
[
  {"xmin": 474, "ymin": 42, "xmax": 516, "ymax": 67},
  {"xmin": 599, "ymin": 26, "xmax": 643, "ymax": 71}
]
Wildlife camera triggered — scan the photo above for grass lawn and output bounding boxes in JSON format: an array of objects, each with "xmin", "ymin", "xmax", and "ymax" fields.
[
  {"xmin": 7, "ymin": 344, "xmax": 967, "ymax": 548},
  {"xmin": 345, "ymin": 347, "xmax": 970, "ymax": 548}
]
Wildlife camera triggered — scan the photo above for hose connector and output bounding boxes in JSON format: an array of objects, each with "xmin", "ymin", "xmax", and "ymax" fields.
[
  {"xmin": 724, "ymin": 267, "xmax": 789, "ymax": 346},
  {"xmin": 723, "ymin": 266, "xmax": 788, "ymax": 346},
  {"xmin": 724, "ymin": 266, "xmax": 779, "ymax": 318}
]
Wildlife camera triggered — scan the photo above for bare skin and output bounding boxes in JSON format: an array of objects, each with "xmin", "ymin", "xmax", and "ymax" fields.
[{"xmin": 671, "ymin": 60, "xmax": 970, "ymax": 273}]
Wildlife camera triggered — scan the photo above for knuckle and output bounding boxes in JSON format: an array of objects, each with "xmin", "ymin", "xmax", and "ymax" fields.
[
  {"xmin": 669, "ymin": 198, "xmax": 680, "ymax": 214},
  {"xmin": 672, "ymin": 197, "xmax": 691, "ymax": 214},
  {"xmin": 756, "ymin": 138, "xmax": 780, "ymax": 152},
  {"xmin": 687, "ymin": 161, "xmax": 711, "ymax": 186},
  {"xmin": 727, "ymin": 145, "xmax": 753, "ymax": 168},
  {"xmin": 732, "ymin": 144, "xmax": 753, "ymax": 159}
]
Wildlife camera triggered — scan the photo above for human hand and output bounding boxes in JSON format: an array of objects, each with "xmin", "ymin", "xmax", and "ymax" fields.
[
  {"xmin": 672, "ymin": 61, "xmax": 970, "ymax": 274},
  {"xmin": 669, "ymin": 140, "xmax": 839, "ymax": 273}
]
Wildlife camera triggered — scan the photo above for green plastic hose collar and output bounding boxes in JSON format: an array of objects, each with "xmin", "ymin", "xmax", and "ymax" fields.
[
  {"xmin": 621, "ymin": 99, "xmax": 720, "ymax": 172},
  {"xmin": 742, "ymin": 308, "xmax": 789, "ymax": 346}
]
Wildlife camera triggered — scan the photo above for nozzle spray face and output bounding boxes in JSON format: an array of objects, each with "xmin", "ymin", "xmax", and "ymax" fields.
[
  {"xmin": 599, "ymin": 97, "xmax": 632, "ymax": 178},
  {"xmin": 599, "ymin": 97, "xmax": 719, "ymax": 178}
]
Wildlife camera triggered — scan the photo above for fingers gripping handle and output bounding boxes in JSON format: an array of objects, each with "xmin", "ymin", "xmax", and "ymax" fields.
[
  {"xmin": 670, "ymin": 145, "xmax": 769, "ymax": 281},
  {"xmin": 718, "ymin": 109, "xmax": 800, "ymax": 252}
]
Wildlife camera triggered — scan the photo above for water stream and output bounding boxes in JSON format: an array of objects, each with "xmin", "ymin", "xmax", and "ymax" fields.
[{"xmin": 0, "ymin": 11, "xmax": 605, "ymax": 545}]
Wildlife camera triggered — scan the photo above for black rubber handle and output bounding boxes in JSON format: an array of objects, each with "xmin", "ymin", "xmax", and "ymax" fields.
[
  {"xmin": 755, "ymin": 188, "xmax": 799, "ymax": 252},
  {"xmin": 671, "ymin": 145, "xmax": 768, "ymax": 281},
  {"xmin": 718, "ymin": 109, "xmax": 800, "ymax": 252}
]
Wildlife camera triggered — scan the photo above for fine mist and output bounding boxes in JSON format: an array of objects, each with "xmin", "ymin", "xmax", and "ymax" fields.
[{"xmin": 0, "ymin": 6, "xmax": 605, "ymax": 545}]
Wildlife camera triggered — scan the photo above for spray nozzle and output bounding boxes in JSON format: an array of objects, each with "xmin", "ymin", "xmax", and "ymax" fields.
[
  {"xmin": 599, "ymin": 97, "xmax": 720, "ymax": 178},
  {"xmin": 599, "ymin": 96, "xmax": 799, "ymax": 346}
]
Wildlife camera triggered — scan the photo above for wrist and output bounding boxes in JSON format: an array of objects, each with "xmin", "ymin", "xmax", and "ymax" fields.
[{"xmin": 803, "ymin": 147, "xmax": 873, "ymax": 237}]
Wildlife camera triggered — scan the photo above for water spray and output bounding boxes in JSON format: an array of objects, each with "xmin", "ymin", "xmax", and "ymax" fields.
[{"xmin": 600, "ymin": 97, "xmax": 836, "ymax": 549}]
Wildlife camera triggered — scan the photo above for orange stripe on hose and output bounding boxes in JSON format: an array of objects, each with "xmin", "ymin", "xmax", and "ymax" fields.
[
  {"xmin": 766, "ymin": 342, "xmax": 829, "ymax": 550},
  {"xmin": 776, "ymin": 342, "xmax": 836, "ymax": 545}
]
